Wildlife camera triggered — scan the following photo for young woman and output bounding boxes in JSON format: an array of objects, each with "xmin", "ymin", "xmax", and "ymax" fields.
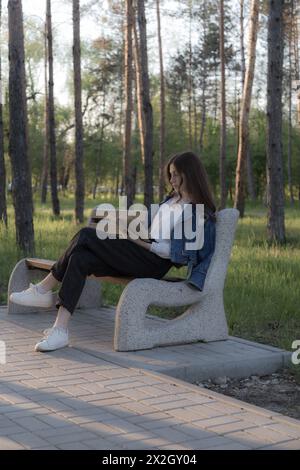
[{"xmin": 10, "ymin": 151, "xmax": 217, "ymax": 352}]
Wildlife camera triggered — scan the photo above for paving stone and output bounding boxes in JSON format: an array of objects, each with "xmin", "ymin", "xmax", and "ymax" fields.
[
  {"xmin": 150, "ymin": 426, "xmax": 197, "ymax": 444},
  {"xmin": 32, "ymin": 445, "xmax": 59, "ymax": 450},
  {"xmin": 105, "ymin": 430, "xmax": 157, "ymax": 447},
  {"xmin": 56, "ymin": 442, "xmax": 91, "ymax": 450},
  {"xmin": 12, "ymin": 432, "xmax": 51, "ymax": 449},
  {"xmin": 191, "ymin": 415, "xmax": 243, "ymax": 429},
  {"xmin": 206, "ymin": 442, "xmax": 252, "ymax": 450},
  {"xmin": 46, "ymin": 431, "xmax": 99, "ymax": 445},
  {"xmin": 37, "ymin": 424, "xmax": 85, "ymax": 439},
  {"xmin": 0, "ymin": 424, "xmax": 29, "ymax": 436},
  {"xmin": 172, "ymin": 423, "xmax": 218, "ymax": 440},
  {"xmin": 259, "ymin": 440, "xmax": 300, "ymax": 450},
  {"xmin": 9, "ymin": 416, "xmax": 52, "ymax": 432},
  {"xmin": 243, "ymin": 425, "xmax": 298, "ymax": 444},
  {"xmin": 139, "ymin": 418, "xmax": 181, "ymax": 431},
  {"xmin": 81, "ymin": 438, "xmax": 120, "ymax": 450},
  {"xmin": 0, "ymin": 436, "xmax": 26, "ymax": 450},
  {"xmin": 204, "ymin": 420, "xmax": 257, "ymax": 435},
  {"xmin": 175, "ymin": 436, "xmax": 236, "ymax": 450},
  {"xmin": 225, "ymin": 430, "xmax": 279, "ymax": 449},
  {"xmin": 95, "ymin": 418, "xmax": 147, "ymax": 435},
  {"xmin": 266, "ymin": 423, "xmax": 300, "ymax": 439},
  {"xmin": 37, "ymin": 413, "xmax": 71, "ymax": 428},
  {"xmin": 81, "ymin": 421, "xmax": 124, "ymax": 437}
]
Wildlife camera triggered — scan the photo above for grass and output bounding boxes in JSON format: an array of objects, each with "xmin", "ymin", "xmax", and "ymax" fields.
[
  {"xmin": 225, "ymin": 207, "xmax": 300, "ymax": 352},
  {"xmin": 1, "ymin": 193, "xmax": 300, "ymax": 362}
]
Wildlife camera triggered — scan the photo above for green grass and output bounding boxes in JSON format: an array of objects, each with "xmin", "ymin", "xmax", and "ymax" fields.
[
  {"xmin": 226, "ymin": 207, "xmax": 300, "ymax": 350},
  {"xmin": 1, "ymin": 193, "xmax": 300, "ymax": 360}
]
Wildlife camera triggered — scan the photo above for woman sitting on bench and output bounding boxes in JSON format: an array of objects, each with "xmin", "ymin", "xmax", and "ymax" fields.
[{"xmin": 10, "ymin": 151, "xmax": 217, "ymax": 352}]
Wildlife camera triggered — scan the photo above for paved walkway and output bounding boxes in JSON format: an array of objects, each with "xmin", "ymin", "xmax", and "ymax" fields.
[{"xmin": 0, "ymin": 306, "xmax": 300, "ymax": 450}]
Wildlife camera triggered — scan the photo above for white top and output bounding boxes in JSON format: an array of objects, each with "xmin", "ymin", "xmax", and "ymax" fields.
[{"xmin": 150, "ymin": 195, "xmax": 191, "ymax": 259}]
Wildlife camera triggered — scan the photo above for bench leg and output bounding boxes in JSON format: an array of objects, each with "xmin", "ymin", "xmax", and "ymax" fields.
[
  {"xmin": 7, "ymin": 259, "xmax": 56, "ymax": 314},
  {"xmin": 114, "ymin": 279, "xmax": 228, "ymax": 351},
  {"xmin": 7, "ymin": 259, "xmax": 102, "ymax": 314},
  {"xmin": 76, "ymin": 278, "xmax": 102, "ymax": 310},
  {"xmin": 7, "ymin": 259, "xmax": 31, "ymax": 314}
]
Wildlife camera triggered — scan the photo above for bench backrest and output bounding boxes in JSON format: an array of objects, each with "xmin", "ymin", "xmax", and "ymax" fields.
[{"xmin": 203, "ymin": 208, "xmax": 239, "ymax": 293}]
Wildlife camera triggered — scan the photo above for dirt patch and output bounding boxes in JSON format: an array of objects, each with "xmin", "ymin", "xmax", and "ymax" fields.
[{"xmin": 195, "ymin": 368, "xmax": 300, "ymax": 420}]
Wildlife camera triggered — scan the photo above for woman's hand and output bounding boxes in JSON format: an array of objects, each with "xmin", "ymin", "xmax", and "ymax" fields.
[{"xmin": 126, "ymin": 227, "xmax": 151, "ymax": 251}]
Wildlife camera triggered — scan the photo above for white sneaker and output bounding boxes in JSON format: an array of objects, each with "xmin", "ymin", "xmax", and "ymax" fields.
[
  {"xmin": 35, "ymin": 327, "xmax": 69, "ymax": 352},
  {"xmin": 9, "ymin": 283, "xmax": 53, "ymax": 308},
  {"xmin": 43, "ymin": 327, "xmax": 53, "ymax": 336}
]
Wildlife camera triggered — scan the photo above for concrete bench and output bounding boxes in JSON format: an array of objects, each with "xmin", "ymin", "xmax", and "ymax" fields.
[{"xmin": 7, "ymin": 208, "xmax": 239, "ymax": 351}]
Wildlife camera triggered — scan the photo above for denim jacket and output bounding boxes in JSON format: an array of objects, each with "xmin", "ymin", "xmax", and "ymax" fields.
[{"xmin": 148, "ymin": 194, "xmax": 216, "ymax": 291}]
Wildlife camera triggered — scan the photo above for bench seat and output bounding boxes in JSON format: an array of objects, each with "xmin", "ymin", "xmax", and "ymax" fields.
[{"xmin": 25, "ymin": 258, "xmax": 184, "ymax": 285}]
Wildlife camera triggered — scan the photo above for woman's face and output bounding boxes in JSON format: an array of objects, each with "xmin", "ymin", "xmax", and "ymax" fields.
[{"xmin": 169, "ymin": 163, "xmax": 187, "ymax": 193}]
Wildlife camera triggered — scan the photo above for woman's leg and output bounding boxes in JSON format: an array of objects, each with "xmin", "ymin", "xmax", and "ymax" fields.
[
  {"xmin": 36, "ymin": 273, "xmax": 59, "ymax": 293},
  {"xmin": 55, "ymin": 249, "xmax": 115, "ymax": 315},
  {"xmin": 50, "ymin": 227, "xmax": 96, "ymax": 282},
  {"xmin": 34, "ymin": 247, "xmax": 119, "ymax": 352},
  {"xmin": 10, "ymin": 228, "xmax": 119, "ymax": 310},
  {"xmin": 35, "ymin": 307, "xmax": 70, "ymax": 352},
  {"xmin": 55, "ymin": 234, "xmax": 173, "ymax": 317},
  {"xmin": 13, "ymin": 227, "xmax": 93, "ymax": 298},
  {"xmin": 53, "ymin": 306, "xmax": 71, "ymax": 329}
]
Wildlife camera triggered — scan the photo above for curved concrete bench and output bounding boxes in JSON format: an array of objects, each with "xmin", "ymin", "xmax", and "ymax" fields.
[
  {"xmin": 7, "ymin": 208, "xmax": 239, "ymax": 352},
  {"xmin": 114, "ymin": 208, "xmax": 240, "ymax": 351}
]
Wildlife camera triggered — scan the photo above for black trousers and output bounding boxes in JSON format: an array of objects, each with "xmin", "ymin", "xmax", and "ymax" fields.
[{"xmin": 50, "ymin": 227, "xmax": 174, "ymax": 314}]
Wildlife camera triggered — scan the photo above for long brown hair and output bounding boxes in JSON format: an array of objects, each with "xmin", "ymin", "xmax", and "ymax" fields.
[{"xmin": 165, "ymin": 151, "xmax": 216, "ymax": 215}]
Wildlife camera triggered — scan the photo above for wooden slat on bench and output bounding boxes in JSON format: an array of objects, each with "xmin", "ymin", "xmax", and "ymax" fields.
[
  {"xmin": 96, "ymin": 275, "xmax": 184, "ymax": 285},
  {"xmin": 26, "ymin": 258, "xmax": 55, "ymax": 271},
  {"xmin": 25, "ymin": 258, "xmax": 184, "ymax": 285},
  {"xmin": 94, "ymin": 275, "xmax": 135, "ymax": 285}
]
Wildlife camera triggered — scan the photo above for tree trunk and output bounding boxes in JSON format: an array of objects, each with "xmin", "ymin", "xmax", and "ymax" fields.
[
  {"xmin": 292, "ymin": 2, "xmax": 300, "ymax": 204},
  {"xmin": 131, "ymin": 164, "xmax": 137, "ymax": 201},
  {"xmin": 73, "ymin": 0, "xmax": 85, "ymax": 222},
  {"xmin": 61, "ymin": 151, "xmax": 73, "ymax": 193},
  {"xmin": 234, "ymin": 0, "xmax": 259, "ymax": 216},
  {"xmin": 240, "ymin": 0, "xmax": 246, "ymax": 82},
  {"xmin": 8, "ymin": 0, "xmax": 34, "ymax": 253},
  {"xmin": 0, "ymin": 0, "xmax": 7, "ymax": 226},
  {"xmin": 199, "ymin": 86, "xmax": 207, "ymax": 154},
  {"xmin": 41, "ymin": 20, "xmax": 49, "ymax": 204},
  {"xmin": 188, "ymin": 0, "xmax": 192, "ymax": 149},
  {"xmin": 213, "ymin": 59, "xmax": 218, "ymax": 122},
  {"xmin": 133, "ymin": 13, "xmax": 145, "ymax": 165},
  {"xmin": 92, "ymin": 115, "xmax": 106, "ymax": 200},
  {"xmin": 287, "ymin": 0, "xmax": 294, "ymax": 206},
  {"xmin": 199, "ymin": 24, "xmax": 207, "ymax": 155},
  {"xmin": 118, "ymin": 25, "xmax": 124, "ymax": 199},
  {"xmin": 46, "ymin": 0, "xmax": 60, "ymax": 216},
  {"xmin": 193, "ymin": 89, "xmax": 197, "ymax": 151},
  {"xmin": 137, "ymin": 0, "xmax": 153, "ymax": 209},
  {"xmin": 156, "ymin": 0, "xmax": 166, "ymax": 201},
  {"xmin": 240, "ymin": 0, "xmax": 256, "ymax": 201},
  {"xmin": 266, "ymin": 0, "xmax": 285, "ymax": 244},
  {"xmin": 123, "ymin": 0, "xmax": 134, "ymax": 208},
  {"xmin": 115, "ymin": 164, "xmax": 120, "ymax": 198},
  {"xmin": 219, "ymin": 0, "xmax": 227, "ymax": 209}
]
